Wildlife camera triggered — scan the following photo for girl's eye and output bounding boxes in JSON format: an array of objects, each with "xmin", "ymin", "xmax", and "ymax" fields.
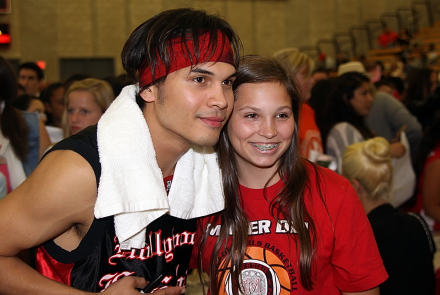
[
  {"xmin": 245, "ymin": 113, "xmax": 257, "ymax": 119},
  {"xmin": 277, "ymin": 113, "xmax": 289, "ymax": 118},
  {"xmin": 81, "ymin": 110, "xmax": 90, "ymax": 115},
  {"xmin": 67, "ymin": 108, "xmax": 74, "ymax": 114}
]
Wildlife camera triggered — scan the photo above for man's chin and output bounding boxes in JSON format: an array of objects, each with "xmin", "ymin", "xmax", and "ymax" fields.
[{"xmin": 191, "ymin": 135, "xmax": 220, "ymax": 148}]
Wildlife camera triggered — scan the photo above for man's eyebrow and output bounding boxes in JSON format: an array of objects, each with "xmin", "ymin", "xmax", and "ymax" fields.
[
  {"xmin": 190, "ymin": 68, "xmax": 214, "ymax": 75},
  {"xmin": 190, "ymin": 67, "xmax": 237, "ymax": 80},
  {"xmin": 227, "ymin": 72, "xmax": 237, "ymax": 79}
]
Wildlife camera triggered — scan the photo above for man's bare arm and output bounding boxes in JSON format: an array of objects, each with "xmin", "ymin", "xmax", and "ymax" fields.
[
  {"xmin": 0, "ymin": 150, "xmax": 186, "ymax": 295},
  {"xmin": 0, "ymin": 150, "xmax": 98, "ymax": 294}
]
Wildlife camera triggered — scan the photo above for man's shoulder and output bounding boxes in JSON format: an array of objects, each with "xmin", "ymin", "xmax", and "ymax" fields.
[
  {"xmin": 52, "ymin": 125, "xmax": 98, "ymax": 154},
  {"xmin": 47, "ymin": 125, "xmax": 101, "ymax": 184}
]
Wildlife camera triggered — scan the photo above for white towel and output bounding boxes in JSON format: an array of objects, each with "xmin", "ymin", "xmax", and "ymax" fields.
[{"xmin": 95, "ymin": 85, "xmax": 224, "ymax": 250}]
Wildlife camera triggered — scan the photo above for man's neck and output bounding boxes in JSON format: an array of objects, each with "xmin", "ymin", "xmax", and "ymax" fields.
[{"xmin": 144, "ymin": 109, "xmax": 191, "ymax": 178}]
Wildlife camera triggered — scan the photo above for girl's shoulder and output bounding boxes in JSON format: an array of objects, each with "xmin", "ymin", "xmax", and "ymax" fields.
[{"xmin": 304, "ymin": 161, "xmax": 352, "ymax": 194}]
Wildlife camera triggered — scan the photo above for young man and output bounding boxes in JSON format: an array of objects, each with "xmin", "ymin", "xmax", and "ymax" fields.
[
  {"xmin": 17, "ymin": 62, "xmax": 44, "ymax": 97},
  {"xmin": 0, "ymin": 8, "xmax": 241, "ymax": 294}
]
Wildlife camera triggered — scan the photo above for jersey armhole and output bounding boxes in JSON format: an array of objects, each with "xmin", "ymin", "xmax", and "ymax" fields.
[{"xmin": 38, "ymin": 216, "xmax": 110, "ymax": 264}]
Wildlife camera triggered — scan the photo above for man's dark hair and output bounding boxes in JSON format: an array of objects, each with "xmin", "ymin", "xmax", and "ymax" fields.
[
  {"xmin": 18, "ymin": 62, "xmax": 44, "ymax": 81},
  {"xmin": 374, "ymin": 79, "xmax": 395, "ymax": 90},
  {"xmin": 64, "ymin": 73, "xmax": 92, "ymax": 90},
  {"xmin": 121, "ymin": 8, "xmax": 242, "ymax": 109},
  {"xmin": 40, "ymin": 82, "xmax": 65, "ymax": 104}
]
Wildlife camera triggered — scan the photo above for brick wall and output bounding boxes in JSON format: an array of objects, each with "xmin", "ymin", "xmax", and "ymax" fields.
[{"xmin": 0, "ymin": 0, "xmax": 414, "ymax": 82}]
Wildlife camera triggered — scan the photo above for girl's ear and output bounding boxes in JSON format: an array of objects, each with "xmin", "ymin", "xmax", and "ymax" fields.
[{"xmin": 139, "ymin": 85, "xmax": 158, "ymax": 103}]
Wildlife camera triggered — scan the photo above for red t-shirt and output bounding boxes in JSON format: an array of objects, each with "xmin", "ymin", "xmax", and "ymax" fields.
[
  {"xmin": 298, "ymin": 104, "xmax": 323, "ymax": 160},
  {"xmin": 377, "ymin": 31, "xmax": 398, "ymax": 48},
  {"xmin": 191, "ymin": 164, "xmax": 388, "ymax": 294}
]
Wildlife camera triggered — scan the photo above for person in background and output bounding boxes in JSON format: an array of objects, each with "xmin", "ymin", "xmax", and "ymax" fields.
[
  {"xmin": 12, "ymin": 95, "xmax": 47, "ymax": 123},
  {"xmin": 0, "ymin": 57, "xmax": 50, "ymax": 190},
  {"xmin": 40, "ymin": 82, "xmax": 65, "ymax": 128},
  {"xmin": 193, "ymin": 55, "xmax": 387, "ymax": 295},
  {"xmin": 312, "ymin": 68, "xmax": 329, "ymax": 82},
  {"xmin": 397, "ymin": 28, "xmax": 411, "ymax": 47},
  {"xmin": 17, "ymin": 83, "xmax": 26, "ymax": 96},
  {"xmin": 334, "ymin": 63, "xmax": 417, "ymax": 207},
  {"xmin": 374, "ymin": 80, "xmax": 395, "ymax": 96},
  {"xmin": 64, "ymin": 73, "xmax": 92, "ymax": 90},
  {"xmin": 342, "ymin": 137, "xmax": 435, "ymax": 295},
  {"xmin": 367, "ymin": 80, "xmax": 422, "ymax": 160},
  {"xmin": 62, "ymin": 78, "xmax": 114, "ymax": 138},
  {"xmin": 17, "ymin": 62, "xmax": 44, "ymax": 97},
  {"xmin": 323, "ymin": 71, "xmax": 406, "ymax": 171},
  {"xmin": 104, "ymin": 75, "xmax": 134, "ymax": 98},
  {"xmin": 411, "ymin": 114, "xmax": 440, "ymax": 231},
  {"xmin": 426, "ymin": 43, "xmax": 439, "ymax": 65},
  {"xmin": 273, "ymin": 48, "xmax": 324, "ymax": 162},
  {"xmin": 0, "ymin": 57, "xmax": 31, "ymax": 191},
  {"xmin": 387, "ymin": 77, "xmax": 405, "ymax": 100},
  {"xmin": 404, "ymin": 67, "xmax": 440, "ymax": 129},
  {"xmin": 309, "ymin": 78, "xmax": 334, "ymax": 138},
  {"xmin": 377, "ymin": 26, "xmax": 399, "ymax": 48},
  {"xmin": 39, "ymin": 82, "xmax": 65, "ymax": 143}
]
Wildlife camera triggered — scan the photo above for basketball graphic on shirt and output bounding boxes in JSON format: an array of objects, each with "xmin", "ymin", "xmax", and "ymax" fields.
[{"xmin": 220, "ymin": 246, "xmax": 291, "ymax": 295}]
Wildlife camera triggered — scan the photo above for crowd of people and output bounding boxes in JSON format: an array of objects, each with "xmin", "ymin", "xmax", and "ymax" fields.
[{"xmin": 0, "ymin": 7, "xmax": 439, "ymax": 295}]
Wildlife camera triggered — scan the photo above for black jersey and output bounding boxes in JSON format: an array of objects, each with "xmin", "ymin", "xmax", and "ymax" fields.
[{"xmin": 32, "ymin": 126, "xmax": 197, "ymax": 292}]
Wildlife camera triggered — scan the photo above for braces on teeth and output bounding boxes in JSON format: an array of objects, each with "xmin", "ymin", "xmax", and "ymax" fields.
[{"xmin": 252, "ymin": 143, "xmax": 278, "ymax": 151}]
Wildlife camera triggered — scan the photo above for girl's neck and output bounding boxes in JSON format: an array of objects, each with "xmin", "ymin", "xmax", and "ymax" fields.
[{"xmin": 238, "ymin": 166, "xmax": 281, "ymax": 189}]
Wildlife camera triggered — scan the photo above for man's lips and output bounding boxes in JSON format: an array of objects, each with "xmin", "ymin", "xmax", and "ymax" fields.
[{"xmin": 199, "ymin": 116, "xmax": 225, "ymax": 128}]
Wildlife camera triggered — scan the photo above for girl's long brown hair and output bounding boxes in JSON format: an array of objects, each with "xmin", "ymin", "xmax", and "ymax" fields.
[
  {"xmin": 0, "ymin": 56, "xmax": 29, "ymax": 161},
  {"xmin": 199, "ymin": 55, "xmax": 321, "ymax": 294}
]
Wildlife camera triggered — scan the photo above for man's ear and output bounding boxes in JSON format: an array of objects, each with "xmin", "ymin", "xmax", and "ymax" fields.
[{"xmin": 139, "ymin": 85, "xmax": 158, "ymax": 103}]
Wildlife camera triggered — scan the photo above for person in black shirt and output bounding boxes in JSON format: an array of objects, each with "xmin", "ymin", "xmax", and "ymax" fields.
[{"xmin": 342, "ymin": 137, "xmax": 435, "ymax": 295}]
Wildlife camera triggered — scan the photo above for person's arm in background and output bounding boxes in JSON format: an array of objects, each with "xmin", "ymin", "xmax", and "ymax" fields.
[{"xmin": 379, "ymin": 93, "xmax": 422, "ymax": 159}]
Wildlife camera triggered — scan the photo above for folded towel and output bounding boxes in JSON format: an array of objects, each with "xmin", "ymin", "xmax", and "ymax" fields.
[{"xmin": 95, "ymin": 85, "xmax": 224, "ymax": 249}]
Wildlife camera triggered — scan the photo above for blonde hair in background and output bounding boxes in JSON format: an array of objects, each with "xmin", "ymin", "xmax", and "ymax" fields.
[
  {"xmin": 62, "ymin": 78, "xmax": 115, "ymax": 138},
  {"xmin": 342, "ymin": 137, "xmax": 393, "ymax": 202},
  {"xmin": 273, "ymin": 48, "xmax": 315, "ymax": 78}
]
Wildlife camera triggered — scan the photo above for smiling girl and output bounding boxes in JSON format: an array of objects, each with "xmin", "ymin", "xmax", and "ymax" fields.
[{"xmin": 193, "ymin": 56, "xmax": 387, "ymax": 295}]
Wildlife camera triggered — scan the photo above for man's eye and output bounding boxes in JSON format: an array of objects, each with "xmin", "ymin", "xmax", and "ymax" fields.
[
  {"xmin": 194, "ymin": 77, "xmax": 205, "ymax": 83},
  {"xmin": 223, "ymin": 79, "xmax": 233, "ymax": 86}
]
